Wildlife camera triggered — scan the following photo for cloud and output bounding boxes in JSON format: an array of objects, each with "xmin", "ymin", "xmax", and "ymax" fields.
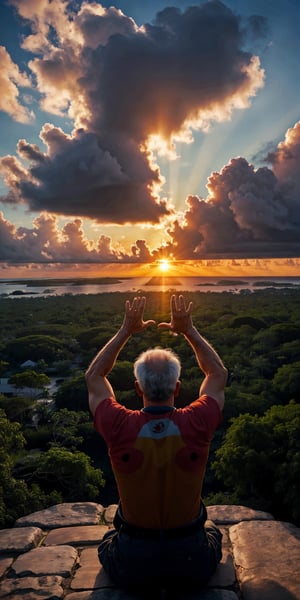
[
  {"xmin": 0, "ymin": 211, "xmax": 155, "ymax": 263},
  {"xmin": 165, "ymin": 122, "xmax": 300, "ymax": 258},
  {"xmin": 1, "ymin": 113, "xmax": 300, "ymax": 266},
  {"xmin": 0, "ymin": 46, "xmax": 33, "ymax": 123},
  {"xmin": 266, "ymin": 121, "xmax": 300, "ymax": 223},
  {"xmin": 0, "ymin": 0, "xmax": 264, "ymax": 225}
]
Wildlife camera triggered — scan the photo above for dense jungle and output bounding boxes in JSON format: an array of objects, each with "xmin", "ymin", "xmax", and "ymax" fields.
[{"xmin": 0, "ymin": 288, "xmax": 299, "ymax": 528}]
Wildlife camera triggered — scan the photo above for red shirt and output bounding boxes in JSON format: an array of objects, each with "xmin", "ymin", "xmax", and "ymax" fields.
[{"xmin": 94, "ymin": 395, "xmax": 221, "ymax": 529}]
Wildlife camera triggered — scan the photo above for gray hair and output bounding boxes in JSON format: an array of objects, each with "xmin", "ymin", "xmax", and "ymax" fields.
[{"xmin": 134, "ymin": 347, "xmax": 181, "ymax": 403}]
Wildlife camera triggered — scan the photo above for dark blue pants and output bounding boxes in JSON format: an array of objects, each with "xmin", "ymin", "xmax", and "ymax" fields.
[{"xmin": 98, "ymin": 512, "xmax": 222, "ymax": 593}]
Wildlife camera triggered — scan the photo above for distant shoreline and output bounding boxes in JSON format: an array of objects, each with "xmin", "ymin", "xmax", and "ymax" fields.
[
  {"xmin": 1, "ymin": 275, "xmax": 300, "ymax": 299},
  {"xmin": 0, "ymin": 277, "xmax": 130, "ymax": 287},
  {"xmin": 1, "ymin": 276, "xmax": 300, "ymax": 286}
]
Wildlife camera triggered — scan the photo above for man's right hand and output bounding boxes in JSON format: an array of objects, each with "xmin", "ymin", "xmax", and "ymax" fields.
[{"xmin": 158, "ymin": 294, "xmax": 194, "ymax": 335}]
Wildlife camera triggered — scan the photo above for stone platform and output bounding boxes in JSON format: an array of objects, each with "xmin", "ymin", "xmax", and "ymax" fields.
[{"xmin": 0, "ymin": 503, "xmax": 300, "ymax": 599}]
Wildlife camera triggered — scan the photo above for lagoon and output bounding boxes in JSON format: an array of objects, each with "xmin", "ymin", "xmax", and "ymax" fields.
[{"xmin": 1, "ymin": 276, "xmax": 300, "ymax": 298}]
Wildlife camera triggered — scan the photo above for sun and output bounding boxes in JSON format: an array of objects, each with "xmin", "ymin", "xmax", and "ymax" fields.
[{"xmin": 158, "ymin": 259, "xmax": 170, "ymax": 272}]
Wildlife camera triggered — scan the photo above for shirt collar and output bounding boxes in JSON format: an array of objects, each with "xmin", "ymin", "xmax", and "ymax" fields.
[{"xmin": 141, "ymin": 405, "xmax": 176, "ymax": 414}]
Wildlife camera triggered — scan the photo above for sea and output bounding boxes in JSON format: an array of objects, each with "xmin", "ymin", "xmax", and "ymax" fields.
[{"xmin": 0, "ymin": 276, "xmax": 300, "ymax": 298}]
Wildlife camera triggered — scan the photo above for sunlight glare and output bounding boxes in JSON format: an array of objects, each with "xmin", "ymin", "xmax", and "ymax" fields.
[{"xmin": 158, "ymin": 259, "xmax": 170, "ymax": 272}]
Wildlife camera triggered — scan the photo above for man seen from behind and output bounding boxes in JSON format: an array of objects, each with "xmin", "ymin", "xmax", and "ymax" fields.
[{"xmin": 85, "ymin": 294, "xmax": 228, "ymax": 595}]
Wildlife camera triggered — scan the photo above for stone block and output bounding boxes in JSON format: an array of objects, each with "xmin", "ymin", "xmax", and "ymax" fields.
[
  {"xmin": 15, "ymin": 502, "xmax": 104, "ymax": 529},
  {"xmin": 229, "ymin": 520, "xmax": 300, "ymax": 600},
  {"xmin": 104, "ymin": 504, "xmax": 118, "ymax": 524},
  {"xmin": 207, "ymin": 505, "xmax": 274, "ymax": 525},
  {"xmin": 44, "ymin": 525, "xmax": 109, "ymax": 546},
  {"xmin": 0, "ymin": 527, "xmax": 43, "ymax": 555},
  {"xmin": 71, "ymin": 547, "xmax": 115, "ymax": 590},
  {"xmin": 0, "ymin": 575, "xmax": 64, "ymax": 599},
  {"xmin": 242, "ymin": 577, "xmax": 300, "ymax": 600},
  {"xmin": 11, "ymin": 545, "xmax": 78, "ymax": 578},
  {"xmin": 0, "ymin": 557, "xmax": 13, "ymax": 579}
]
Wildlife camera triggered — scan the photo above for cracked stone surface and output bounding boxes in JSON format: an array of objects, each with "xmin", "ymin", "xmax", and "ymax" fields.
[
  {"xmin": 15, "ymin": 502, "xmax": 104, "ymax": 529},
  {"xmin": 44, "ymin": 525, "xmax": 109, "ymax": 547},
  {"xmin": 0, "ymin": 527, "xmax": 44, "ymax": 555},
  {"xmin": 70, "ymin": 547, "xmax": 115, "ymax": 591},
  {"xmin": 229, "ymin": 520, "xmax": 300, "ymax": 600},
  {"xmin": 0, "ymin": 503, "xmax": 299, "ymax": 600},
  {"xmin": 0, "ymin": 575, "xmax": 64, "ymax": 599},
  {"xmin": 103, "ymin": 504, "xmax": 118, "ymax": 524},
  {"xmin": 207, "ymin": 505, "xmax": 274, "ymax": 524},
  {"xmin": 11, "ymin": 545, "xmax": 78, "ymax": 578}
]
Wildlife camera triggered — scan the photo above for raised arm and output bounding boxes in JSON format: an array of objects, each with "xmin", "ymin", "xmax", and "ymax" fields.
[
  {"xmin": 85, "ymin": 296, "xmax": 155, "ymax": 416},
  {"xmin": 158, "ymin": 295, "xmax": 227, "ymax": 410}
]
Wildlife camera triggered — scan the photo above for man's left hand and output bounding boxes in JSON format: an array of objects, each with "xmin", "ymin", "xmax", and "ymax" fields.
[{"xmin": 122, "ymin": 296, "xmax": 156, "ymax": 335}]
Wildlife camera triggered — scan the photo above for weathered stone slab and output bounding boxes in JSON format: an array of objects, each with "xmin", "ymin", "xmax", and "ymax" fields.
[
  {"xmin": 103, "ymin": 504, "xmax": 118, "ymax": 524},
  {"xmin": 0, "ymin": 556, "xmax": 13, "ymax": 578},
  {"xmin": 242, "ymin": 577, "xmax": 300, "ymax": 600},
  {"xmin": 11, "ymin": 545, "xmax": 78, "ymax": 578},
  {"xmin": 207, "ymin": 505, "xmax": 273, "ymax": 525},
  {"xmin": 71, "ymin": 547, "xmax": 115, "ymax": 590},
  {"xmin": 15, "ymin": 503, "xmax": 104, "ymax": 529},
  {"xmin": 44, "ymin": 525, "xmax": 109, "ymax": 547},
  {"xmin": 230, "ymin": 520, "xmax": 300, "ymax": 600},
  {"xmin": 0, "ymin": 575, "xmax": 64, "ymax": 599},
  {"xmin": 0, "ymin": 527, "xmax": 43, "ymax": 555}
]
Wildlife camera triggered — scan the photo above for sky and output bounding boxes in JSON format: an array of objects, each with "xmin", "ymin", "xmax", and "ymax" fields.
[{"xmin": 0, "ymin": 0, "xmax": 300, "ymax": 278}]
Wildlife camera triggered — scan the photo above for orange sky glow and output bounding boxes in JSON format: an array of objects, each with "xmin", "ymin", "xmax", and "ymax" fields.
[
  {"xmin": 1, "ymin": 1, "xmax": 300, "ymax": 275},
  {"xmin": 1, "ymin": 258, "xmax": 299, "ymax": 280}
]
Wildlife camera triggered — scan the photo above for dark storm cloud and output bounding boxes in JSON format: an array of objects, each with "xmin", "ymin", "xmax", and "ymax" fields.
[
  {"xmin": 10, "ymin": 126, "xmax": 167, "ymax": 223},
  {"xmin": 0, "ymin": 210, "xmax": 154, "ymax": 263},
  {"xmin": 0, "ymin": 0, "xmax": 264, "ymax": 223},
  {"xmin": 165, "ymin": 122, "xmax": 300, "ymax": 258},
  {"xmin": 1, "ymin": 122, "xmax": 300, "ymax": 262}
]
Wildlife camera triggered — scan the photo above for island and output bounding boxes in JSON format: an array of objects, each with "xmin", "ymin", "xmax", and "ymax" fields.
[{"xmin": 145, "ymin": 277, "xmax": 181, "ymax": 286}]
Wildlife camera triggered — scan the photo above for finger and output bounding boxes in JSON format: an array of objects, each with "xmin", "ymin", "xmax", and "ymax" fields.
[
  {"xmin": 171, "ymin": 294, "xmax": 176, "ymax": 313},
  {"xmin": 131, "ymin": 296, "xmax": 143, "ymax": 313},
  {"xmin": 134, "ymin": 296, "xmax": 144, "ymax": 310},
  {"xmin": 143, "ymin": 319, "xmax": 156, "ymax": 328},
  {"xmin": 132, "ymin": 296, "xmax": 139, "ymax": 309},
  {"xmin": 179, "ymin": 295, "xmax": 185, "ymax": 310},
  {"xmin": 139, "ymin": 296, "xmax": 146, "ymax": 311},
  {"xmin": 186, "ymin": 301, "xmax": 193, "ymax": 314},
  {"xmin": 157, "ymin": 322, "xmax": 171, "ymax": 329}
]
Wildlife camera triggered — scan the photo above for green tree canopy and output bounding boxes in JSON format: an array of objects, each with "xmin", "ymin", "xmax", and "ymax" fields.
[
  {"xmin": 212, "ymin": 401, "xmax": 300, "ymax": 522},
  {"xmin": 0, "ymin": 409, "xmax": 60, "ymax": 527},
  {"xmin": 0, "ymin": 394, "xmax": 34, "ymax": 423},
  {"xmin": 4, "ymin": 335, "xmax": 68, "ymax": 363},
  {"xmin": 108, "ymin": 360, "xmax": 134, "ymax": 391},
  {"xmin": 55, "ymin": 374, "xmax": 88, "ymax": 411},
  {"xmin": 26, "ymin": 447, "xmax": 105, "ymax": 501},
  {"xmin": 272, "ymin": 361, "xmax": 300, "ymax": 402},
  {"xmin": 49, "ymin": 409, "xmax": 90, "ymax": 449},
  {"xmin": 9, "ymin": 370, "xmax": 51, "ymax": 394},
  {"xmin": 0, "ymin": 361, "xmax": 9, "ymax": 376}
]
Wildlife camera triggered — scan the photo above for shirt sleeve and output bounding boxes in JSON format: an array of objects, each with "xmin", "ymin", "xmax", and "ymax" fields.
[
  {"xmin": 180, "ymin": 394, "xmax": 222, "ymax": 442},
  {"xmin": 94, "ymin": 397, "xmax": 134, "ymax": 445}
]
